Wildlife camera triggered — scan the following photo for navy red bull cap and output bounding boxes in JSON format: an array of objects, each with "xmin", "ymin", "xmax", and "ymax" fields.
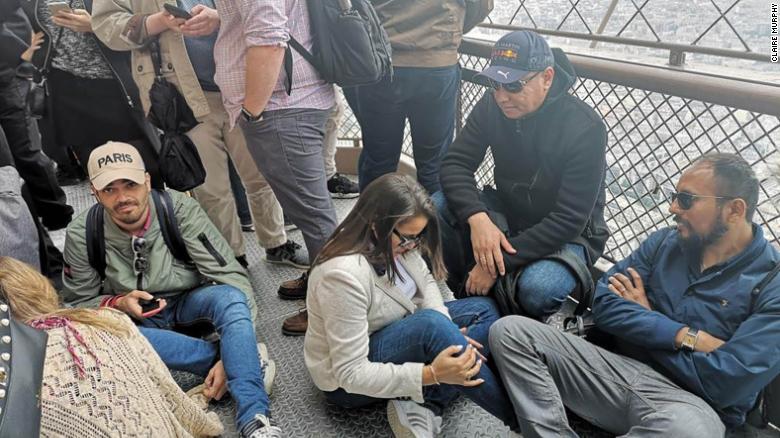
[{"xmin": 477, "ymin": 31, "xmax": 555, "ymax": 84}]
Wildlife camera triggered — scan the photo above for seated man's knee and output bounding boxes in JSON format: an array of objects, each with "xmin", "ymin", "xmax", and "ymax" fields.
[
  {"xmin": 653, "ymin": 406, "xmax": 725, "ymax": 438},
  {"xmin": 488, "ymin": 315, "xmax": 538, "ymax": 357},
  {"xmin": 516, "ymin": 265, "xmax": 575, "ymax": 318},
  {"xmin": 461, "ymin": 296, "xmax": 502, "ymax": 324}
]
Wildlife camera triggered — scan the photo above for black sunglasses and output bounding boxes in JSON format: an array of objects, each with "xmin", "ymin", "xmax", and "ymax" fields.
[
  {"xmin": 392, "ymin": 229, "xmax": 425, "ymax": 249},
  {"xmin": 670, "ymin": 191, "xmax": 736, "ymax": 210},
  {"xmin": 489, "ymin": 71, "xmax": 542, "ymax": 94},
  {"xmin": 132, "ymin": 236, "xmax": 148, "ymax": 274}
]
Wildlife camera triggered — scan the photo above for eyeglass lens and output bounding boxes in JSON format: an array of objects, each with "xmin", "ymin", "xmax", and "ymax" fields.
[{"xmin": 671, "ymin": 192, "xmax": 694, "ymax": 210}]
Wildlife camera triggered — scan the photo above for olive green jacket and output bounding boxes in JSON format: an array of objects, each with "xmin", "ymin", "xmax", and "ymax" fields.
[{"xmin": 61, "ymin": 190, "xmax": 257, "ymax": 320}]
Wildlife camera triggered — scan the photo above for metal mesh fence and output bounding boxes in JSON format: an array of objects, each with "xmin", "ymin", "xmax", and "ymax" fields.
[{"xmin": 337, "ymin": 51, "xmax": 780, "ymax": 262}]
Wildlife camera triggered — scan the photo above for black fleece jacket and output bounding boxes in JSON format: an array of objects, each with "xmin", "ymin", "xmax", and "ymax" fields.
[
  {"xmin": 0, "ymin": 0, "xmax": 33, "ymax": 81},
  {"xmin": 440, "ymin": 48, "xmax": 609, "ymax": 271}
]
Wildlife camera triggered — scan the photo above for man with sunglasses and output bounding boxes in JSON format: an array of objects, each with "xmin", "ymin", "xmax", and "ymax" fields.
[
  {"xmin": 436, "ymin": 30, "xmax": 609, "ymax": 319},
  {"xmin": 60, "ymin": 141, "xmax": 282, "ymax": 436},
  {"xmin": 490, "ymin": 153, "xmax": 780, "ymax": 435}
]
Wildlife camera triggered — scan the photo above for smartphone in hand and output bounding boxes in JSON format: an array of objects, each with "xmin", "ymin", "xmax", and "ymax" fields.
[
  {"xmin": 48, "ymin": 1, "xmax": 73, "ymax": 15},
  {"xmin": 163, "ymin": 3, "xmax": 192, "ymax": 19},
  {"xmin": 139, "ymin": 298, "xmax": 162, "ymax": 317}
]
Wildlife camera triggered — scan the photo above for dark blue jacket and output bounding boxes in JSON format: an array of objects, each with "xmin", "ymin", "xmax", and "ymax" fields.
[{"xmin": 593, "ymin": 225, "xmax": 780, "ymax": 427}]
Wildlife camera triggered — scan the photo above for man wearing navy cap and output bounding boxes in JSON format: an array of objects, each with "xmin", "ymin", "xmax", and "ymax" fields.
[{"xmin": 435, "ymin": 30, "xmax": 609, "ymax": 319}]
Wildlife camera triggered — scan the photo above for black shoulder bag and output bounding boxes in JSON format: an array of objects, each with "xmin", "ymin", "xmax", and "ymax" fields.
[
  {"xmin": 146, "ymin": 40, "xmax": 205, "ymax": 192},
  {"xmin": 746, "ymin": 261, "xmax": 780, "ymax": 430}
]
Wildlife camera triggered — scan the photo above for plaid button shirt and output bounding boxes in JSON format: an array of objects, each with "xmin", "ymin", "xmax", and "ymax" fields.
[{"xmin": 213, "ymin": 0, "xmax": 335, "ymax": 127}]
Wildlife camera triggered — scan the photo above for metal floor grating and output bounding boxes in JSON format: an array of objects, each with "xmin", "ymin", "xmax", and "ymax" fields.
[
  {"xmin": 51, "ymin": 180, "xmax": 522, "ymax": 438},
  {"xmin": 50, "ymin": 181, "xmax": 775, "ymax": 438}
]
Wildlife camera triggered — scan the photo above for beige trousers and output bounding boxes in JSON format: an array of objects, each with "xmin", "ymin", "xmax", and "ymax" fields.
[
  {"xmin": 323, "ymin": 90, "xmax": 344, "ymax": 179},
  {"xmin": 186, "ymin": 91, "xmax": 286, "ymax": 255}
]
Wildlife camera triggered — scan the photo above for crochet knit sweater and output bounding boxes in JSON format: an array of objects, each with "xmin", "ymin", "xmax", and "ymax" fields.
[{"xmin": 38, "ymin": 310, "xmax": 223, "ymax": 437}]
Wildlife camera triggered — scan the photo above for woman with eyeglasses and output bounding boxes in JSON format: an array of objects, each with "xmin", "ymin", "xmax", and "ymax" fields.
[
  {"xmin": 303, "ymin": 173, "xmax": 518, "ymax": 437},
  {"xmin": 0, "ymin": 256, "xmax": 223, "ymax": 437}
]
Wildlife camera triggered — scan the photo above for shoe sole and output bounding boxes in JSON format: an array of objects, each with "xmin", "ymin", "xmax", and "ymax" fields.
[
  {"xmin": 264, "ymin": 256, "xmax": 310, "ymax": 270},
  {"xmin": 277, "ymin": 290, "xmax": 306, "ymax": 301},
  {"xmin": 387, "ymin": 401, "xmax": 417, "ymax": 438},
  {"xmin": 330, "ymin": 192, "xmax": 360, "ymax": 199},
  {"xmin": 264, "ymin": 359, "xmax": 276, "ymax": 396},
  {"xmin": 281, "ymin": 326, "xmax": 306, "ymax": 337}
]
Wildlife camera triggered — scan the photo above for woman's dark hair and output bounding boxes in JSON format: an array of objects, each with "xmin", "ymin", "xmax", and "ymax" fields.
[{"xmin": 313, "ymin": 173, "xmax": 446, "ymax": 281}]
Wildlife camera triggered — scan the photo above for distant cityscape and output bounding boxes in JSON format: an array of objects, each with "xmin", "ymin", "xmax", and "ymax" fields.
[{"xmin": 473, "ymin": 0, "xmax": 778, "ymax": 80}]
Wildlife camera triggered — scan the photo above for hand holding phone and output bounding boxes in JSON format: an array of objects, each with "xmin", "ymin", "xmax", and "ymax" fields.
[
  {"xmin": 163, "ymin": 3, "xmax": 192, "ymax": 20},
  {"xmin": 139, "ymin": 298, "xmax": 163, "ymax": 317}
]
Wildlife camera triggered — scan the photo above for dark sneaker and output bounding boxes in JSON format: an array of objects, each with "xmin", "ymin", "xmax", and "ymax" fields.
[
  {"xmin": 277, "ymin": 272, "xmax": 307, "ymax": 300},
  {"xmin": 327, "ymin": 173, "xmax": 359, "ymax": 198},
  {"xmin": 266, "ymin": 240, "xmax": 309, "ymax": 269},
  {"xmin": 236, "ymin": 255, "xmax": 249, "ymax": 269},
  {"xmin": 241, "ymin": 222, "xmax": 256, "ymax": 233},
  {"xmin": 281, "ymin": 309, "xmax": 308, "ymax": 336}
]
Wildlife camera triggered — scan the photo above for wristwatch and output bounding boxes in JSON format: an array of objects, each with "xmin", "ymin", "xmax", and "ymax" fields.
[
  {"xmin": 240, "ymin": 106, "xmax": 263, "ymax": 122},
  {"xmin": 680, "ymin": 328, "xmax": 699, "ymax": 352}
]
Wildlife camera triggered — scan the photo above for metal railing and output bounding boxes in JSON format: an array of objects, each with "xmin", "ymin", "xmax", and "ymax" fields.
[
  {"xmin": 337, "ymin": 34, "xmax": 780, "ymax": 263},
  {"xmin": 456, "ymin": 38, "xmax": 780, "ymax": 262}
]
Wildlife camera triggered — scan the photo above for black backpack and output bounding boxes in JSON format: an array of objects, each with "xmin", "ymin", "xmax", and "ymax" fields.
[
  {"xmin": 747, "ymin": 261, "xmax": 780, "ymax": 430},
  {"xmin": 284, "ymin": 0, "xmax": 392, "ymax": 91},
  {"xmin": 86, "ymin": 190, "xmax": 191, "ymax": 280}
]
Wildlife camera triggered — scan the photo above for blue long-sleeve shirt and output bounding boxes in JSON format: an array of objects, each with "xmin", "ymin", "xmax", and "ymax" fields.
[{"xmin": 592, "ymin": 225, "xmax": 780, "ymax": 427}]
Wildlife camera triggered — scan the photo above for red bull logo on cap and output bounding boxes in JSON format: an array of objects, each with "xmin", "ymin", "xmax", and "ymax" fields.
[{"xmin": 492, "ymin": 48, "xmax": 519, "ymax": 60}]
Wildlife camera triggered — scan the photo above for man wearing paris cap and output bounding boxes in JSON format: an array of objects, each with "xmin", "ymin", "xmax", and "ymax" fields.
[
  {"xmin": 434, "ymin": 30, "xmax": 609, "ymax": 318},
  {"xmin": 61, "ymin": 141, "xmax": 278, "ymax": 433}
]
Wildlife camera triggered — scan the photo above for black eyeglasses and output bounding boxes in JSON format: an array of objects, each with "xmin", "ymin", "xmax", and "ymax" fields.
[
  {"xmin": 670, "ymin": 191, "xmax": 736, "ymax": 210},
  {"xmin": 489, "ymin": 71, "xmax": 542, "ymax": 94},
  {"xmin": 132, "ymin": 236, "xmax": 148, "ymax": 275},
  {"xmin": 392, "ymin": 229, "xmax": 424, "ymax": 249}
]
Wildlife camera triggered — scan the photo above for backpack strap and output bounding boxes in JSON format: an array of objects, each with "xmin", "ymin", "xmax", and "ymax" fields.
[
  {"xmin": 150, "ymin": 190, "xmax": 191, "ymax": 263},
  {"xmin": 542, "ymin": 248, "xmax": 594, "ymax": 316},
  {"xmin": 284, "ymin": 37, "xmax": 318, "ymax": 96},
  {"xmin": 86, "ymin": 203, "xmax": 106, "ymax": 280},
  {"xmin": 750, "ymin": 261, "xmax": 780, "ymax": 313}
]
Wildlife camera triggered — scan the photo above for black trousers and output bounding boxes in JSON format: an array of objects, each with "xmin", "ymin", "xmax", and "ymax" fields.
[
  {"xmin": 0, "ymin": 75, "xmax": 73, "ymax": 230},
  {"xmin": 48, "ymin": 68, "xmax": 163, "ymax": 188}
]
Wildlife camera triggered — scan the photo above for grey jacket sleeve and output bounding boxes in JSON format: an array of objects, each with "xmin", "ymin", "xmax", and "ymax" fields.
[{"xmin": 173, "ymin": 193, "xmax": 258, "ymax": 321}]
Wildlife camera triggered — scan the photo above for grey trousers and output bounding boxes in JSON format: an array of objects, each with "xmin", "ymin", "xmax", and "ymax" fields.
[
  {"xmin": 187, "ymin": 91, "xmax": 286, "ymax": 255},
  {"xmin": 238, "ymin": 108, "xmax": 338, "ymax": 263},
  {"xmin": 489, "ymin": 316, "xmax": 726, "ymax": 438}
]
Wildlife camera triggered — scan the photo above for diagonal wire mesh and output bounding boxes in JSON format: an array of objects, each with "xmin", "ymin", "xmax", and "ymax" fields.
[
  {"xmin": 457, "ymin": 52, "xmax": 780, "ymax": 261},
  {"xmin": 337, "ymin": 51, "xmax": 780, "ymax": 262}
]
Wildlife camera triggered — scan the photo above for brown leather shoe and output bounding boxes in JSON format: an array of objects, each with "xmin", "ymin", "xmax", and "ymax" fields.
[
  {"xmin": 282, "ymin": 309, "xmax": 308, "ymax": 336},
  {"xmin": 278, "ymin": 272, "xmax": 307, "ymax": 300}
]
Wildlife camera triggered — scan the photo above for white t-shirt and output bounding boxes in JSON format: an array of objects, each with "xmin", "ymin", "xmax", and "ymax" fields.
[{"xmin": 393, "ymin": 260, "xmax": 417, "ymax": 300}]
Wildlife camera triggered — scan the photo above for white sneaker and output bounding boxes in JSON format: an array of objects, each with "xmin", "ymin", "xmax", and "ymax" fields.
[
  {"xmin": 241, "ymin": 414, "xmax": 283, "ymax": 438},
  {"xmin": 387, "ymin": 399, "xmax": 442, "ymax": 438},
  {"xmin": 257, "ymin": 342, "xmax": 276, "ymax": 396}
]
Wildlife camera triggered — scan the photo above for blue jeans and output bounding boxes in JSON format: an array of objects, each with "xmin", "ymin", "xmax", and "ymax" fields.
[
  {"xmin": 432, "ymin": 191, "xmax": 587, "ymax": 319},
  {"xmin": 137, "ymin": 284, "xmax": 267, "ymax": 430},
  {"xmin": 343, "ymin": 65, "xmax": 460, "ymax": 194},
  {"xmin": 324, "ymin": 297, "xmax": 518, "ymax": 430}
]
